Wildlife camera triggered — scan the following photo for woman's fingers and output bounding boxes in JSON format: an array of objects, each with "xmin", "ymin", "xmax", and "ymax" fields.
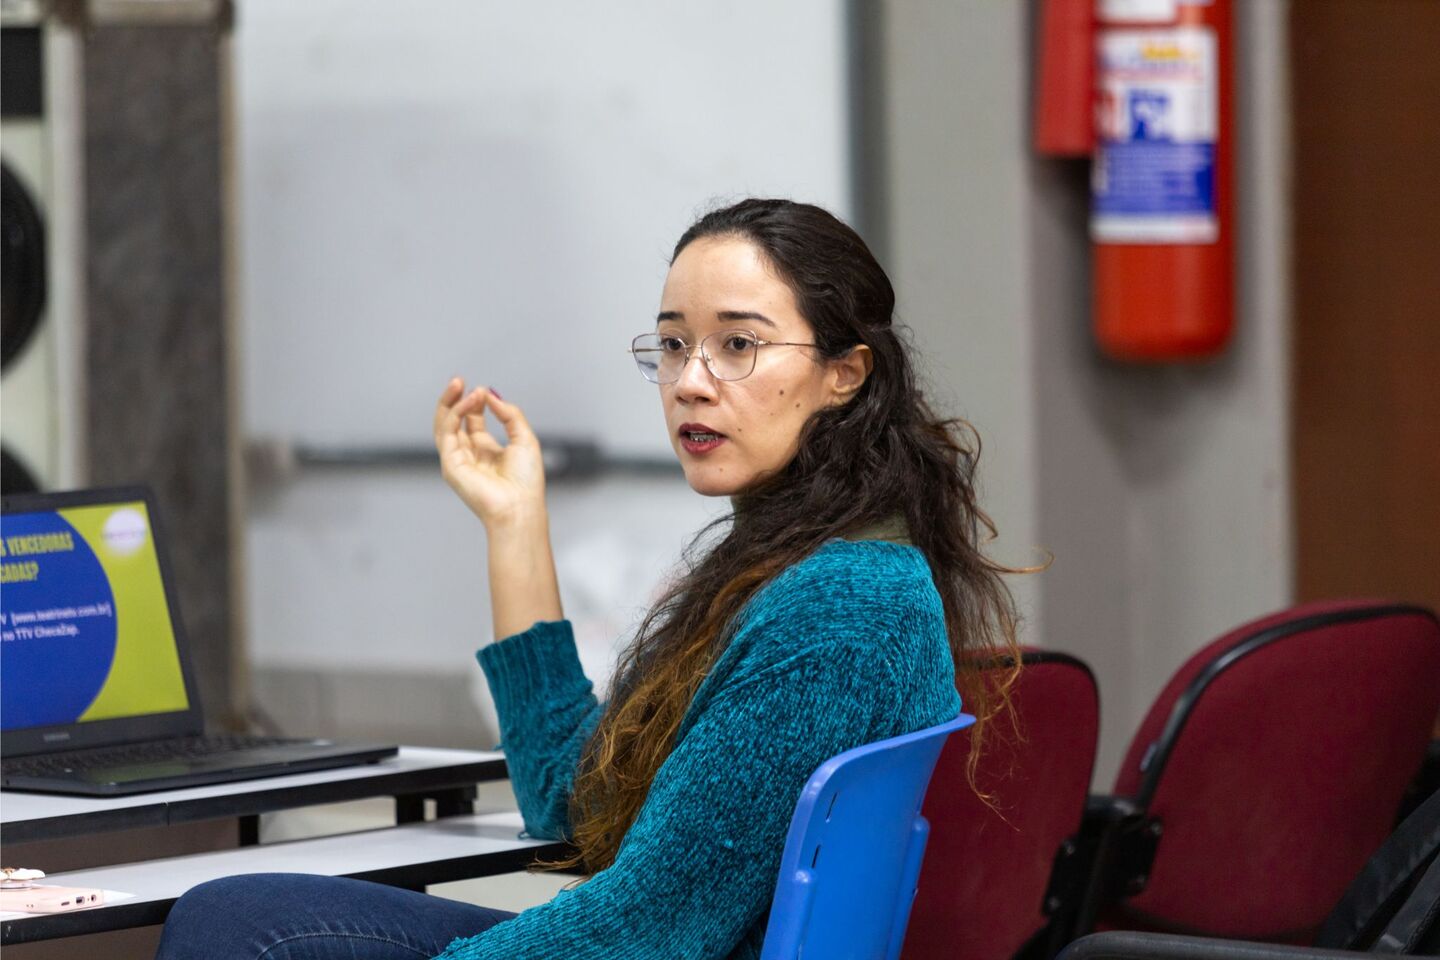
[
  {"xmin": 433, "ymin": 379, "xmax": 547, "ymax": 525},
  {"xmin": 434, "ymin": 377, "xmax": 465, "ymax": 437},
  {"xmin": 438, "ymin": 384, "xmax": 488, "ymax": 437},
  {"xmin": 435, "ymin": 377, "xmax": 490, "ymax": 440},
  {"xmin": 435, "ymin": 379, "xmax": 490, "ymax": 470},
  {"xmin": 465, "ymin": 413, "xmax": 505, "ymax": 456},
  {"xmin": 484, "ymin": 389, "xmax": 536, "ymax": 447},
  {"xmin": 434, "ymin": 379, "xmax": 532, "ymax": 482}
]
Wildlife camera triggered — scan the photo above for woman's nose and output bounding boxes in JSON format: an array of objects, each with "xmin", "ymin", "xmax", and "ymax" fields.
[{"xmin": 673, "ymin": 351, "xmax": 718, "ymax": 402}]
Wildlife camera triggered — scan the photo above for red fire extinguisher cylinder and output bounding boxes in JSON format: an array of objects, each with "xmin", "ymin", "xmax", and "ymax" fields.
[{"xmin": 1092, "ymin": 0, "xmax": 1234, "ymax": 361}]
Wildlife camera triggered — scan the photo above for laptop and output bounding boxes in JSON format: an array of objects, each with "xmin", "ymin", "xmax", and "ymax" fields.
[{"xmin": 0, "ymin": 485, "xmax": 397, "ymax": 795}]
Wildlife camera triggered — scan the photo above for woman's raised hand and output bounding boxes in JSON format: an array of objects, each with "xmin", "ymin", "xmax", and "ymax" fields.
[{"xmin": 434, "ymin": 378, "xmax": 547, "ymax": 529}]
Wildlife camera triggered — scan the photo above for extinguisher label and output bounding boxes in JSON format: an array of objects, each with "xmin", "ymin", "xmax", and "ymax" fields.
[
  {"xmin": 1092, "ymin": 27, "xmax": 1218, "ymax": 243},
  {"xmin": 1099, "ymin": 0, "xmax": 1180, "ymax": 23}
]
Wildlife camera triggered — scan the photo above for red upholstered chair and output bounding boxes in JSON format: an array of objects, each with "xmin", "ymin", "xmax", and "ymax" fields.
[
  {"xmin": 1057, "ymin": 786, "xmax": 1440, "ymax": 958},
  {"xmin": 1075, "ymin": 601, "xmax": 1440, "ymax": 944},
  {"xmin": 901, "ymin": 650, "xmax": 1101, "ymax": 960}
]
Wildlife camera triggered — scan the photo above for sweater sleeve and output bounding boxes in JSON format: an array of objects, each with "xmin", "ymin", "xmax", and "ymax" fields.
[
  {"xmin": 437, "ymin": 630, "xmax": 904, "ymax": 960},
  {"xmin": 477, "ymin": 619, "xmax": 602, "ymax": 841}
]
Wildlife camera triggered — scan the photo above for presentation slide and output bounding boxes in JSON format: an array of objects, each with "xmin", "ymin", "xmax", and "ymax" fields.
[{"xmin": 1, "ymin": 502, "xmax": 189, "ymax": 731}]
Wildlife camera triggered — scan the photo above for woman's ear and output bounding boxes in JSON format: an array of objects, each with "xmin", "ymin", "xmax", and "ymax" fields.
[{"xmin": 828, "ymin": 344, "xmax": 874, "ymax": 405}]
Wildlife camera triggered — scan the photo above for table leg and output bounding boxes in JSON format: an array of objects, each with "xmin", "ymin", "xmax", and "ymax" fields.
[
  {"xmin": 433, "ymin": 786, "xmax": 476, "ymax": 818},
  {"xmin": 395, "ymin": 795, "xmax": 426, "ymax": 824},
  {"xmin": 394, "ymin": 786, "xmax": 476, "ymax": 824}
]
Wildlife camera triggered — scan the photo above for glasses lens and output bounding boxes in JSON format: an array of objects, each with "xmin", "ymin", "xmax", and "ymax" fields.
[
  {"xmin": 704, "ymin": 331, "xmax": 759, "ymax": 381},
  {"xmin": 631, "ymin": 333, "xmax": 683, "ymax": 383}
]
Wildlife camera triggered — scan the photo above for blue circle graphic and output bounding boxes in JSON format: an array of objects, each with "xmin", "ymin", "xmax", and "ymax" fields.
[{"xmin": 1, "ymin": 512, "xmax": 118, "ymax": 729}]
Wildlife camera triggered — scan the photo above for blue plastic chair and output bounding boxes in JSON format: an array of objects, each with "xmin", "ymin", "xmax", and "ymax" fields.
[{"xmin": 759, "ymin": 711, "xmax": 977, "ymax": 960}]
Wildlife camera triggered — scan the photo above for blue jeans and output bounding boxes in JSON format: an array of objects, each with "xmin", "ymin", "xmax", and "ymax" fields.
[{"xmin": 154, "ymin": 873, "xmax": 516, "ymax": 959}]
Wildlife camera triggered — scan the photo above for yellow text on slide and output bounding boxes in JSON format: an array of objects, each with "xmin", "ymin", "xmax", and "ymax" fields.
[
  {"xmin": 1, "ymin": 561, "xmax": 41, "ymax": 583},
  {"xmin": 1, "ymin": 532, "xmax": 76, "ymax": 558}
]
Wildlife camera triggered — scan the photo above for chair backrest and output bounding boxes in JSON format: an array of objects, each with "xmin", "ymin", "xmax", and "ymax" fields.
[
  {"xmin": 1104, "ymin": 601, "xmax": 1440, "ymax": 941},
  {"xmin": 760, "ymin": 711, "xmax": 977, "ymax": 960},
  {"xmin": 902, "ymin": 650, "xmax": 1101, "ymax": 960}
]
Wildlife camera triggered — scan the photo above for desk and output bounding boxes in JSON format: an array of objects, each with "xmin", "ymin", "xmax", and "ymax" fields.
[
  {"xmin": 1, "ymin": 747, "xmax": 564, "ymax": 947},
  {"xmin": 2, "ymin": 812, "xmax": 562, "ymax": 944},
  {"xmin": 2, "ymin": 746, "xmax": 508, "ymax": 844}
]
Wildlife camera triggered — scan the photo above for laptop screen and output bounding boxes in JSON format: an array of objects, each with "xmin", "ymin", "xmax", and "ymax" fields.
[{"xmin": 1, "ymin": 497, "xmax": 191, "ymax": 732}]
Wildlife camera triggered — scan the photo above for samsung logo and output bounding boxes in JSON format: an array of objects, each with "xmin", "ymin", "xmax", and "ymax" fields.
[{"xmin": 43, "ymin": 732, "xmax": 71, "ymax": 742}]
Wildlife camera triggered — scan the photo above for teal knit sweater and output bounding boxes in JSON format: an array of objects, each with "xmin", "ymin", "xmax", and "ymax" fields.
[{"xmin": 435, "ymin": 537, "xmax": 962, "ymax": 960}]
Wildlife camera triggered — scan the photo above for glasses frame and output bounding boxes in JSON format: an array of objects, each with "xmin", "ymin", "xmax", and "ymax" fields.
[{"xmin": 628, "ymin": 329, "xmax": 819, "ymax": 384}]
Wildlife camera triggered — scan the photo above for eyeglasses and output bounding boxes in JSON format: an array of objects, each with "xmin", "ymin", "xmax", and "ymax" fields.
[{"xmin": 629, "ymin": 330, "xmax": 818, "ymax": 384}]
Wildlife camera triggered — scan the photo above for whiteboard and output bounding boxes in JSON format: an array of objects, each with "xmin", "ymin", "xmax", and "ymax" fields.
[{"xmin": 235, "ymin": 0, "xmax": 853, "ymax": 458}]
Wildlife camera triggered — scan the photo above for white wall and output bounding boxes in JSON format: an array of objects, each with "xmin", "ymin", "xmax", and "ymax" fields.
[
  {"xmin": 232, "ymin": 0, "xmax": 854, "ymax": 743},
  {"xmin": 883, "ymin": 0, "xmax": 1293, "ymax": 785},
  {"xmin": 881, "ymin": 1, "xmax": 1044, "ymax": 636},
  {"xmin": 235, "ymin": 0, "xmax": 851, "ymax": 456},
  {"xmin": 1034, "ymin": 0, "xmax": 1293, "ymax": 786},
  {"xmin": 232, "ymin": 0, "xmax": 1295, "ymax": 780}
]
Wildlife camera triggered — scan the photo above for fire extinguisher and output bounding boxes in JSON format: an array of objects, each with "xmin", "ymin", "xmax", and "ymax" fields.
[{"xmin": 1035, "ymin": 0, "xmax": 1234, "ymax": 362}]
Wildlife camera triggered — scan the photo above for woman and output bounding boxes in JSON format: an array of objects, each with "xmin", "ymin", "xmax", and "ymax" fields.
[{"xmin": 155, "ymin": 198, "xmax": 1022, "ymax": 959}]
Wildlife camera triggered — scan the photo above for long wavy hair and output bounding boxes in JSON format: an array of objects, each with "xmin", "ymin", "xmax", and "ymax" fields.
[{"xmin": 546, "ymin": 198, "xmax": 1028, "ymax": 876}]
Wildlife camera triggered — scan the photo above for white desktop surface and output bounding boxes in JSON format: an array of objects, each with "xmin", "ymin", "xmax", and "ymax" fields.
[
  {"xmin": 1, "ymin": 746, "xmax": 503, "ymax": 824},
  {"xmin": 0, "ymin": 890, "xmax": 136, "ymax": 923},
  {"xmin": 0, "ymin": 810, "xmax": 542, "ymax": 923}
]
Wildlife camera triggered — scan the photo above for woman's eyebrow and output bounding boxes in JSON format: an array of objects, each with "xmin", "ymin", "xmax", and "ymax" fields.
[
  {"xmin": 717, "ymin": 310, "xmax": 777, "ymax": 329},
  {"xmin": 655, "ymin": 310, "xmax": 777, "ymax": 329}
]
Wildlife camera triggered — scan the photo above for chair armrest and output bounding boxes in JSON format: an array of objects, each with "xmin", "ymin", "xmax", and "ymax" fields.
[
  {"xmin": 1058, "ymin": 931, "xmax": 1363, "ymax": 960},
  {"xmin": 1063, "ymin": 795, "xmax": 1164, "ymax": 939},
  {"xmin": 1083, "ymin": 794, "xmax": 1145, "ymax": 832},
  {"xmin": 1040, "ymin": 796, "xmax": 1135, "ymax": 920}
]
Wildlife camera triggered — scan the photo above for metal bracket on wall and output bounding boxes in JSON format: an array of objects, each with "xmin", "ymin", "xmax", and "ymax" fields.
[
  {"xmin": 82, "ymin": 0, "xmax": 230, "ymax": 27},
  {"xmin": 244, "ymin": 436, "xmax": 682, "ymax": 488}
]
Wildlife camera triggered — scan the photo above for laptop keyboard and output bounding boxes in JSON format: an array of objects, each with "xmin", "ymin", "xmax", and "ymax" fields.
[{"xmin": 2, "ymin": 735, "xmax": 302, "ymax": 777}]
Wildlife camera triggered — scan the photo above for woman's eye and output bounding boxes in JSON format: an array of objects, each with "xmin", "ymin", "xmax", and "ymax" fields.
[
  {"xmin": 723, "ymin": 335, "xmax": 757, "ymax": 353},
  {"xmin": 659, "ymin": 336, "xmax": 686, "ymax": 352}
]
